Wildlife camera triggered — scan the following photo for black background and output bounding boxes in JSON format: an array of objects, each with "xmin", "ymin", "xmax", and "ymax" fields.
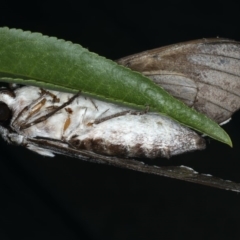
[{"xmin": 1, "ymin": 1, "xmax": 240, "ymax": 239}]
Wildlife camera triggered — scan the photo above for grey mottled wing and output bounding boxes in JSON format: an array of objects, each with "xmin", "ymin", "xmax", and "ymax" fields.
[
  {"xmin": 28, "ymin": 138, "xmax": 240, "ymax": 192},
  {"xmin": 117, "ymin": 39, "xmax": 240, "ymax": 124}
]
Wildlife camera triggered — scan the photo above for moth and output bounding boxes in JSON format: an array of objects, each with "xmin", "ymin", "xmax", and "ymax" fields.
[
  {"xmin": 0, "ymin": 85, "xmax": 237, "ymax": 192},
  {"xmin": 1, "ymin": 38, "xmax": 240, "ymax": 192}
]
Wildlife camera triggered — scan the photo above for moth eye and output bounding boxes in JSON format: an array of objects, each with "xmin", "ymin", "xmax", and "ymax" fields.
[{"xmin": 0, "ymin": 102, "xmax": 11, "ymax": 123}]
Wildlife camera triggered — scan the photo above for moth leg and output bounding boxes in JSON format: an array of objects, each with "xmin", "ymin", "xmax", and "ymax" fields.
[
  {"xmin": 40, "ymin": 88, "xmax": 60, "ymax": 103},
  {"xmin": 19, "ymin": 92, "xmax": 81, "ymax": 130},
  {"xmin": 12, "ymin": 89, "xmax": 47, "ymax": 128},
  {"xmin": 219, "ymin": 118, "xmax": 231, "ymax": 126},
  {"xmin": 61, "ymin": 106, "xmax": 91, "ymax": 140},
  {"xmin": 26, "ymin": 144, "xmax": 55, "ymax": 157},
  {"xmin": 93, "ymin": 109, "xmax": 147, "ymax": 124},
  {"xmin": 12, "ymin": 88, "xmax": 58, "ymax": 128},
  {"xmin": 27, "ymin": 136, "xmax": 73, "ymax": 157},
  {"xmin": 0, "ymin": 124, "xmax": 55, "ymax": 156},
  {"xmin": 62, "ymin": 107, "xmax": 73, "ymax": 137}
]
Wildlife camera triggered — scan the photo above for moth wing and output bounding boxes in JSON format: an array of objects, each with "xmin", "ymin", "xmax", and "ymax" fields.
[
  {"xmin": 117, "ymin": 39, "xmax": 240, "ymax": 124},
  {"xmin": 28, "ymin": 137, "xmax": 240, "ymax": 192}
]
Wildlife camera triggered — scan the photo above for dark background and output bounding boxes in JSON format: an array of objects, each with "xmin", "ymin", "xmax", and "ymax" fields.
[{"xmin": 1, "ymin": 1, "xmax": 240, "ymax": 239}]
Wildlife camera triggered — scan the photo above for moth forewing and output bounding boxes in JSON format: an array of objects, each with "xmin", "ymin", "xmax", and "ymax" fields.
[
  {"xmin": 22, "ymin": 137, "xmax": 240, "ymax": 192},
  {"xmin": 117, "ymin": 39, "xmax": 240, "ymax": 124}
]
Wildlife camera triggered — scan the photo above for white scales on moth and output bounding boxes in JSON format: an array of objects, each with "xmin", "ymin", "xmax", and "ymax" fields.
[
  {"xmin": 1, "ymin": 85, "xmax": 240, "ymax": 192},
  {"xmin": 0, "ymin": 86, "xmax": 205, "ymax": 159}
]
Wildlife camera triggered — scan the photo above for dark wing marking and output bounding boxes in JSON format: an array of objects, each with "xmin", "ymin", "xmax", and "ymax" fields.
[
  {"xmin": 117, "ymin": 39, "xmax": 240, "ymax": 124},
  {"xmin": 28, "ymin": 137, "xmax": 240, "ymax": 192}
]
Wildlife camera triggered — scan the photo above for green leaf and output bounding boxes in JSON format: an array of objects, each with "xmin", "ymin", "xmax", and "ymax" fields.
[{"xmin": 0, "ymin": 27, "xmax": 232, "ymax": 146}]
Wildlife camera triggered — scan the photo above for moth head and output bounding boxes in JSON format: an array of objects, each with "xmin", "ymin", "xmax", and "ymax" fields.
[
  {"xmin": 0, "ymin": 89, "xmax": 15, "ymax": 127},
  {"xmin": 0, "ymin": 101, "xmax": 11, "ymax": 122}
]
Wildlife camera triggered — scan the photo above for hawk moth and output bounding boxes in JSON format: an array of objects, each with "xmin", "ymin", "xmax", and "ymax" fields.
[{"xmin": 1, "ymin": 38, "xmax": 240, "ymax": 192}]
